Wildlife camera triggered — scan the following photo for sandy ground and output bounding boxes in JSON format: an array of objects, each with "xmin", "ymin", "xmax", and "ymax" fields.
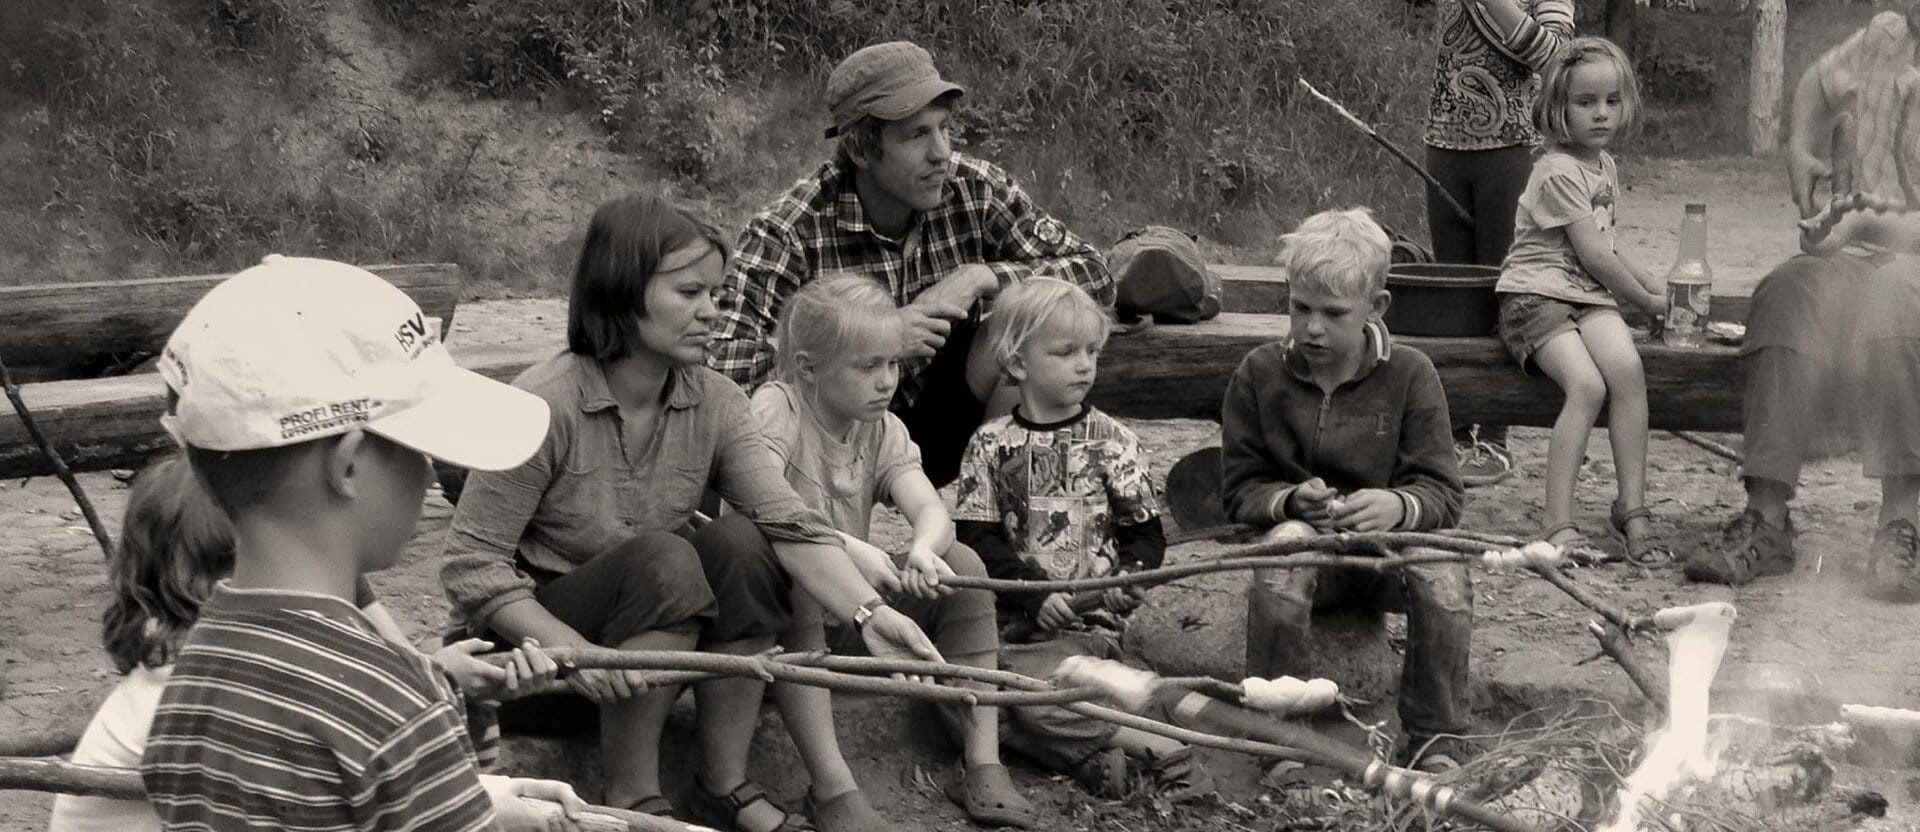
[{"xmin": 4, "ymin": 155, "xmax": 1917, "ymax": 829}]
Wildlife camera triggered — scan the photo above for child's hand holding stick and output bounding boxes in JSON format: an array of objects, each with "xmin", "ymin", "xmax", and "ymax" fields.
[
  {"xmin": 433, "ymin": 637, "xmax": 562, "ymax": 703},
  {"xmin": 1286, "ymin": 478, "xmax": 1339, "ymax": 527}
]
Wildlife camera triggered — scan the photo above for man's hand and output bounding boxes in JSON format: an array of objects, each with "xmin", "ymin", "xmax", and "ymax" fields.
[
  {"xmin": 901, "ymin": 544, "xmax": 956, "ymax": 600},
  {"xmin": 917, "ymin": 263, "xmax": 998, "ymax": 311},
  {"xmin": 1789, "ymin": 149, "xmax": 1835, "ymax": 219},
  {"xmin": 896, "ymin": 306, "xmax": 958, "ymax": 361},
  {"xmin": 1285, "ymin": 479, "xmax": 1339, "ymax": 527},
  {"xmin": 858, "ymin": 605, "xmax": 944, "ymax": 684},
  {"xmin": 845, "ymin": 537, "xmax": 905, "ymax": 594},
  {"xmin": 1036, "ymin": 592, "xmax": 1078, "ymax": 632},
  {"xmin": 1327, "ymin": 489, "xmax": 1405, "ymax": 533},
  {"xmin": 481, "ymin": 775, "xmax": 586, "ymax": 832},
  {"xmin": 432, "ymin": 637, "xmax": 561, "ymax": 703}
]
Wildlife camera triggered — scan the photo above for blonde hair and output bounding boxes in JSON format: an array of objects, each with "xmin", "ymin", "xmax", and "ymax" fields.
[
  {"xmin": 773, "ymin": 275, "xmax": 903, "ymax": 385},
  {"xmin": 1279, "ymin": 208, "xmax": 1392, "ymax": 299},
  {"xmin": 1535, "ymin": 36, "xmax": 1642, "ymax": 147},
  {"xmin": 986, "ymin": 277, "xmax": 1110, "ymax": 372}
]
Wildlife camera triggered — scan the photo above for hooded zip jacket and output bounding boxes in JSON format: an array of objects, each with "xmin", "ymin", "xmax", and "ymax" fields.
[{"xmin": 1220, "ymin": 321, "xmax": 1465, "ymax": 530}]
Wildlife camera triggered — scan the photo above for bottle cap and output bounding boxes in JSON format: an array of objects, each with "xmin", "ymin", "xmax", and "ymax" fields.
[{"xmin": 1685, "ymin": 203, "xmax": 1707, "ymax": 214}]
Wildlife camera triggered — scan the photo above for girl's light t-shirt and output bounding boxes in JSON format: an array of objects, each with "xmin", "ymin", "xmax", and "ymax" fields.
[
  {"xmin": 1497, "ymin": 149, "xmax": 1620, "ymax": 306},
  {"xmin": 48, "ymin": 665, "xmax": 171, "ymax": 832},
  {"xmin": 748, "ymin": 381, "xmax": 924, "ymax": 539}
]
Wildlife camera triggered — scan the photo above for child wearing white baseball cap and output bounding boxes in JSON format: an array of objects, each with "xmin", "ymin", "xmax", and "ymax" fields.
[{"xmin": 136, "ymin": 255, "xmax": 581, "ymax": 831}]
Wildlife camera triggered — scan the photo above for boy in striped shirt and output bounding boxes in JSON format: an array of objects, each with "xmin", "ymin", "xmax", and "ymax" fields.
[{"xmin": 138, "ymin": 256, "xmax": 579, "ymax": 830}]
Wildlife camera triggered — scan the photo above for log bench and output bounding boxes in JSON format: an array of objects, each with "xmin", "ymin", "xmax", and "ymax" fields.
[
  {"xmin": 0, "ymin": 264, "xmax": 1748, "ymax": 479},
  {"xmin": 0, "ymin": 264, "xmax": 464, "ymax": 383}
]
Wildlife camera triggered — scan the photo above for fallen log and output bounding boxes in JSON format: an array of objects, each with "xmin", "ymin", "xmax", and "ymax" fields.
[
  {"xmin": 0, "ymin": 264, "xmax": 464, "ymax": 383},
  {"xmin": 0, "ymin": 312, "xmax": 1745, "ymax": 478},
  {"xmin": 0, "ymin": 342, "xmax": 550, "ymax": 479},
  {"xmin": 1090, "ymin": 312, "xmax": 1745, "ymax": 430},
  {"xmin": 1214, "ymin": 264, "xmax": 1752, "ymax": 326}
]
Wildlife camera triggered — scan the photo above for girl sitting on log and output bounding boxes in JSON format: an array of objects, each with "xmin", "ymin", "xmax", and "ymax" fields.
[
  {"xmin": 49, "ymin": 452, "xmax": 556, "ymax": 832},
  {"xmin": 1494, "ymin": 37, "xmax": 1666, "ymax": 564},
  {"xmin": 748, "ymin": 275, "xmax": 1031, "ymax": 830}
]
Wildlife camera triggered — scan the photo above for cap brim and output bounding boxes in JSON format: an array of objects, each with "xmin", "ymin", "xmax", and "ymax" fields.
[
  {"xmin": 367, "ymin": 366, "xmax": 551, "ymax": 471},
  {"xmin": 825, "ymin": 80, "xmax": 964, "ymax": 138}
]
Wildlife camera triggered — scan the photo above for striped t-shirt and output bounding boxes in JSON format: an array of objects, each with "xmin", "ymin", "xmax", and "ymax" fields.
[{"xmin": 141, "ymin": 582, "xmax": 493, "ymax": 831}]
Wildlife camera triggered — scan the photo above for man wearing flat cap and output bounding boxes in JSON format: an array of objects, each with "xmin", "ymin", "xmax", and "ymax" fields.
[{"xmin": 712, "ymin": 41, "xmax": 1113, "ymax": 489}]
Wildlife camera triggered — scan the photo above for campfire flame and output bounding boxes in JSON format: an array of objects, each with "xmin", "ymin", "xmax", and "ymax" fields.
[{"xmin": 1599, "ymin": 602, "xmax": 1738, "ymax": 832}]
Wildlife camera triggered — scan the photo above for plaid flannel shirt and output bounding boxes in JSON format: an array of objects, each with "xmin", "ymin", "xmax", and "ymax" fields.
[{"xmin": 709, "ymin": 153, "xmax": 1113, "ymax": 408}]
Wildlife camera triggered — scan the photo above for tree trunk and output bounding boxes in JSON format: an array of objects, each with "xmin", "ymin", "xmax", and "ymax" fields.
[
  {"xmin": 1605, "ymin": 0, "xmax": 1636, "ymax": 53},
  {"xmin": 1749, "ymin": 0, "xmax": 1788, "ymax": 154}
]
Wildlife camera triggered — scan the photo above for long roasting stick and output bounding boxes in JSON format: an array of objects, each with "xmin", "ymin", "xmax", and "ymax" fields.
[{"xmin": 1298, "ymin": 77, "xmax": 1475, "ymax": 228}]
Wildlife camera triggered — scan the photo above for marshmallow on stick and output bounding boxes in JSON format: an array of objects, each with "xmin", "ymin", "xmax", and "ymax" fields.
[{"xmin": 1241, "ymin": 676, "xmax": 1341, "ymax": 716}]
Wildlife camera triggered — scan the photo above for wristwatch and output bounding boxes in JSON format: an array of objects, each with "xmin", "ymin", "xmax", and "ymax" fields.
[{"xmin": 850, "ymin": 597, "xmax": 890, "ymax": 631}]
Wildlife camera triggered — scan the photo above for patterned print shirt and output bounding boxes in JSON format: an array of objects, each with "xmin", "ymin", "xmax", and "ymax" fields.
[
  {"xmin": 1810, "ymin": 11, "xmax": 1920, "ymax": 207},
  {"xmin": 1424, "ymin": 0, "xmax": 1575, "ymax": 151},
  {"xmin": 709, "ymin": 153, "xmax": 1113, "ymax": 408},
  {"xmin": 952, "ymin": 406, "xmax": 1159, "ymax": 582}
]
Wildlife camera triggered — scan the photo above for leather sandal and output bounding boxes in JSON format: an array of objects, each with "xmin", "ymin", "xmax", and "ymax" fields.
[
  {"xmin": 621, "ymin": 795, "xmax": 679, "ymax": 819},
  {"xmin": 943, "ymin": 762, "xmax": 1036, "ymax": 828},
  {"xmin": 1543, "ymin": 521, "xmax": 1612, "ymax": 566},
  {"xmin": 1610, "ymin": 503, "xmax": 1670, "ymax": 565},
  {"xmin": 1146, "ymin": 746, "xmax": 1217, "ymax": 803},
  {"xmin": 1068, "ymin": 747, "xmax": 1131, "ymax": 798},
  {"xmin": 686, "ymin": 780, "xmax": 814, "ymax": 832}
]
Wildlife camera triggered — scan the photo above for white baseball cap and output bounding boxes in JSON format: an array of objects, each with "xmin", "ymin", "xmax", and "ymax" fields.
[{"xmin": 158, "ymin": 255, "xmax": 550, "ymax": 471}]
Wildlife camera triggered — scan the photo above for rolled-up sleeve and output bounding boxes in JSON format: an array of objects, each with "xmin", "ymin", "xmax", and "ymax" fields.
[
  {"xmin": 440, "ymin": 431, "xmax": 557, "ymax": 626},
  {"xmin": 708, "ymin": 385, "xmax": 843, "ymax": 547}
]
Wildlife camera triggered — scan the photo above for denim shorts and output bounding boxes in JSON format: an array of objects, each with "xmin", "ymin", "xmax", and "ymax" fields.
[{"xmin": 1497, "ymin": 292, "xmax": 1621, "ymax": 374}]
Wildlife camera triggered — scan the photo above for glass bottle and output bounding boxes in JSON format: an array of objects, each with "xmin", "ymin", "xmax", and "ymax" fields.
[{"xmin": 1662, "ymin": 203, "xmax": 1712, "ymax": 348}]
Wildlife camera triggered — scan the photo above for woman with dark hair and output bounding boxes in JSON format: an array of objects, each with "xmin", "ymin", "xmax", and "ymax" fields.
[{"xmin": 442, "ymin": 193, "xmax": 942, "ymax": 832}]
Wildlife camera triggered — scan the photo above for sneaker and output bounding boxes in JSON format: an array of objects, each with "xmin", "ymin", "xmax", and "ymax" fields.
[
  {"xmin": 1456, "ymin": 439, "xmax": 1515, "ymax": 487},
  {"xmin": 1869, "ymin": 519, "xmax": 1920, "ymax": 602},
  {"xmin": 1683, "ymin": 510, "xmax": 1795, "ymax": 585}
]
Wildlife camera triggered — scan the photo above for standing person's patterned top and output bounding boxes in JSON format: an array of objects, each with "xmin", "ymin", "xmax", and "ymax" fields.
[
  {"xmin": 710, "ymin": 153, "xmax": 1113, "ymax": 410},
  {"xmin": 1808, "ymin": 10, "xmax": 1920, "ymax": 212},
  {"xmin": 952, "ymin": 406, "xmax": 1165, "ymax": 625},
  {"xmin": 1425, "ymin": 0, "xmax": 1577, "ymax": 151},
  {"xmin": 1497, "ymin": 149, "xmax": 1621, "ymax": 306},
  {"xmin": 142, "ymin": 584, "xmax": 494, "ymax": 831}
]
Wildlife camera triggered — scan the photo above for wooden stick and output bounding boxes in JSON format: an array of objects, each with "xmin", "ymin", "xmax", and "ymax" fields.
[
  {"xmin": 0, "ymin": 729, "xmax": 83, "ymax": 758},
  {"xmin": 0, "ymin": 353, "xmax": 115, "ymax": 559},
  {"xmin": 1588, "ymin": 621, "xmax": 1668, "ymax": 714},
  {"xmin": 1667, "ymin": 429, "xmax": 1743, "ymax": 465},
  {"xmin": 1298, "ymin": 77, "xmax": 1475, "ymax": 228},
  {"xmin": 0, "ymin": 757, "xmax": 714, "ymax": 831},
  {"xmin": 1529, "ymin": 564, "xmax": 1640, "ymax": 634}
]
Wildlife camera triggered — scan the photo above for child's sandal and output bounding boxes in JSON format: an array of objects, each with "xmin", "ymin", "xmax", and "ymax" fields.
[
  {"xmin": 1609, "ymin": 504, "xmax": 1670, "ymax": 565},
  {"xmin": 1146, "ymin": 747, "xmax": 1217, "ymax": 803},
  {"xmin": 1543, "ymin": 521, "xmax": 1613, "ymax": 566},
  {"xmin": 1067, "ymin": 747, "xmax": 1132, "ymax": 798},
  {"xmin": 686, "ymin": 780, "xmax": 815, "ymax": 832}
]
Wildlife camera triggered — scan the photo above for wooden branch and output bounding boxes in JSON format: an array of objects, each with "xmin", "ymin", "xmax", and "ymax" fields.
[
  {"xmin": 1668, "ymin": 430, "xmax": 1744, "ymax": 464},
  {"xmin": 0, "ymin": 353, "xmax": 113, "ymax": 559},
  {"xmin": 1529, "ymin": 564, "xmax": 1640, "ymax": 634},
  {"xmin": 0, "ymin": 757, "xmax": 714, "ymax": 832},
  {"xmin": 1588, "ymin": 621, "xmax": 1668, "ymax": 715},
  {"xmin": 0, "ymin": 729, "xmax": 82, "ymax": 758},
  {"xmin": 1297, "ymin": 77, "xmax": 1474, "ymax": 228}
]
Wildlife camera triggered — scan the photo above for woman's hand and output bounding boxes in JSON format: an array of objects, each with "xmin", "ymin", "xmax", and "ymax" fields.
[
  {"xmin": 432, "ymin": 637, "xmax": 561, "ymax": 703},
  {"xmin": 859, "ymin": 605, "xmax": 944, "ymax": 684},
  {"xmin": 1101, "ymin": 585, "xmax": 1147, "ymax": 615},
  {"xmin": 901, "ymin": 544, "xmax": 956, "ymax": 600},
  {"xmin": 845, "ymin": 537, "xmax": 904, "ymax": 594},
  {"xmin": 563, "ymin": 665, "xmax": 651, "ymax": 705}
]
